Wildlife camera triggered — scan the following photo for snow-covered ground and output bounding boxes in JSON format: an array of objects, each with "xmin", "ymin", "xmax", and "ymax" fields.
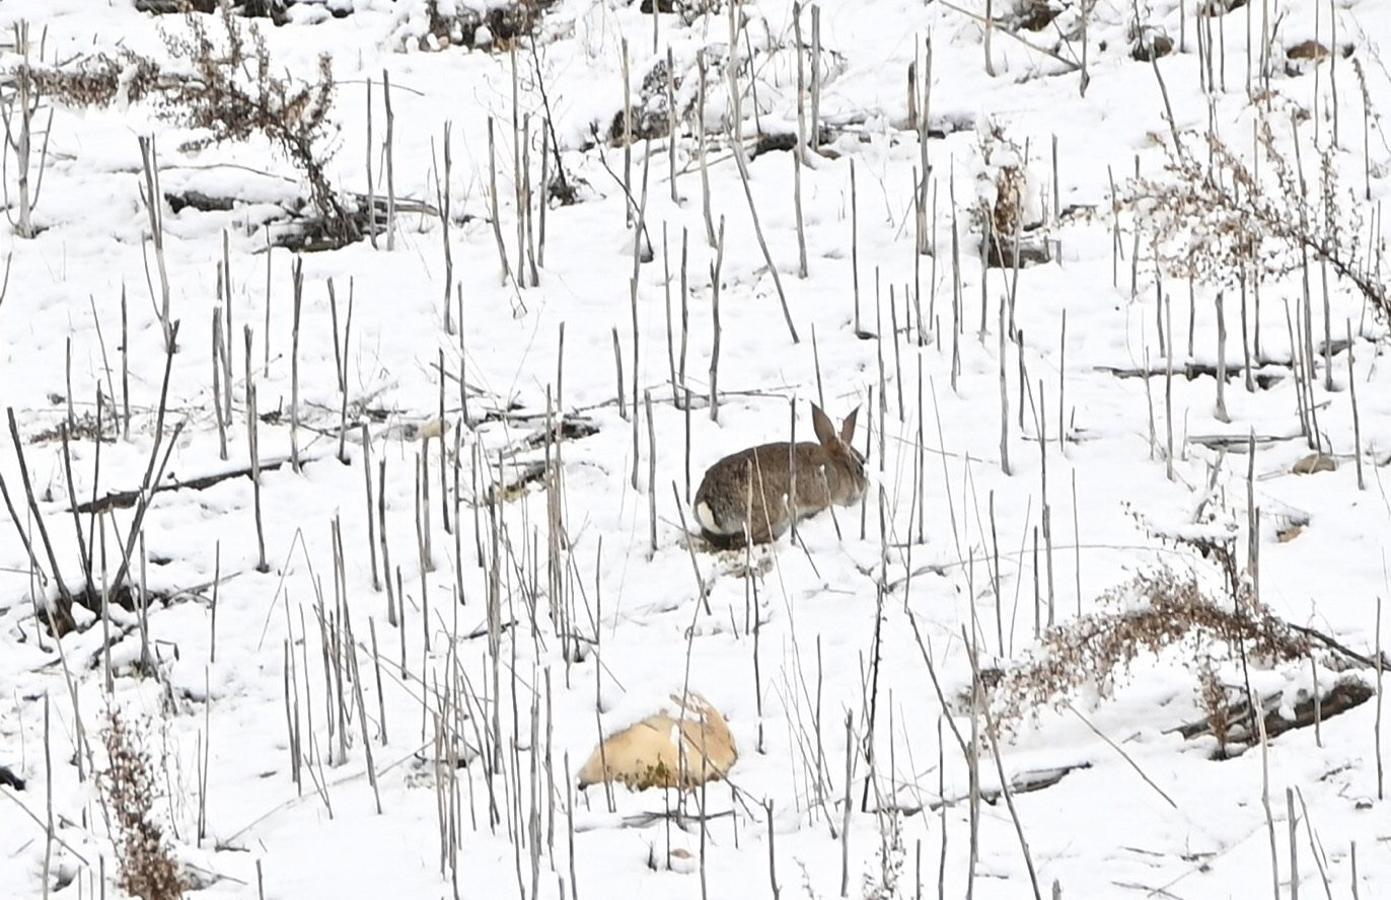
[{"xmin": 2, "ymin": 0, "xmax": 1391, "ymax": 897}]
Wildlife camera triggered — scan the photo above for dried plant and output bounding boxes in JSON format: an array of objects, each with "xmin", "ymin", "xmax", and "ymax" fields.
[
  {"xmin": 1120, "ymin": 116, "xmax": 1389, "ymax": 320},
  {"xmin": 159, "ymin": 6, "xmax": 355, "ymax": 240},
  {"xmin": 1195, "ymin": 655, "xmax": 1232, "ymax": 758},
  {"xmin": 101, "ymin": 710, "xmax": 186, "ymax": 900},
  {"xmin": 861, "ymin": 809, "xmax": 905, "ymax": 900},
  {"xmin": 974, "ymin": 122, "xmax": 1030, "ymax": 241},
  {"xmin": 22, "ymin": 6, "xmax": 356, "ymax": 244},
  {"xmin": 992, "ymin": 567, "xmax": 1310, "ymax": 727}
]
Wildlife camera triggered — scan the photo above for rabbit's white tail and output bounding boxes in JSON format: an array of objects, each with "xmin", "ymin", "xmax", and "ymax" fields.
[{"xmin": 694, "ymin": 500, "xmax": 727, "ymax": 535}]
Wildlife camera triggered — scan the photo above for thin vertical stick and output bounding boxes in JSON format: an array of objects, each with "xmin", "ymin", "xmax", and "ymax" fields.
[
  {"xmin": 383, "ymin": 69, "xmax": 396, "ymax": 250},
  {"xmin": 245, "ymin": 327, "xmax": 268, "ymax": 573},
  {"xmin": 810, "ymin": 7, "xmax": 821, "ymax": 154},
  {"xmin": 730, "ymin": 131, "xmax": 798, "ymax": 343},
  {"xmin": 793, "ymin": 4, "xmax": 809, "ymax": 278},
  {"xmin": 697, "ymin": 54, "xmax": 716, "ymax": 248},
  {"xmin": 43, "ymin": 693, "xmax": 52, "ymax": 900},
  {"xmin": 612, "ymin": 327, "xmax": 627, "ymax": 421},
  {"xmin": 1347, "ymin": 321, "xmax": 1364, "ymax": 490},
  {"xmin": 290, "ymin": 259, "xmax": 303, "ymax": 472},
  {"xmin": 851, "ymin": 161, "xmax": 861, "ymax": 334},
  {"xmin": 487, "ymin": 118, "xmax": 513, "ymax": 283},
  {"xmin": 645, "ymin": 391, "xmax": 657, "ymax": 556},
  {"xmin": 439, "ymin": 122, "xmax": 454, "ymax": 334},
  {"xmin": 622, "ymin": 39, "xmax": 632, "ymax": 226},
  {"xmin": 366, "ymin": 77, "xmax": 376, "ymax": 247},
  {"xmin": 998, "ymin": 290, "xmax": 1010, "ymax": 476},
  {"xmin": 839, "ymin": 711, "xmax": 853, "ymax": 898},
  {"xmin": 709, "ymin": 218, "xmax": 726, "ymax": 421},
  {"xmin": 1287, "ymin": 788, "xmax": 1299, "ymax": 900},
  {"xmin": 667, "ymin": 47, "xmax": 678, "ymax": 204},
  {"xmin": 1258, "ymin": 697, "xmax": 1280, "ymax": 900},
  {"xmin": 1215, "ymin": 291, "xmax": 1230, "ymax": 422},
  {"xmin": 1376, "ymin": 597, "xmax": 1383, "ymax": 801}
]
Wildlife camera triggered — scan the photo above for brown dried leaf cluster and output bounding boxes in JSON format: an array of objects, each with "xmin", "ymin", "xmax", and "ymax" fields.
[
  {"xmin": 12, "ymin": 6, "xmax": 356, "ymax": 243},
  {"xmin": 102, "ymin": 711, "xmax": 186, "ymax": 900},
  {"xmin": 1121, "ymin": 117, "xmax": 1388, "ymax": 320},
  {"xmin": 992, "ymin": 568, "xmax": 1310, "ymax": 726}
]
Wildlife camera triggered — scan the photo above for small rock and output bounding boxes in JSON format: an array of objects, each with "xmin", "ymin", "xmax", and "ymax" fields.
[
  {"xmin": 1291, "ymin": 453, "xmax": 1336, "ymax": 475},
  {"xmin": 1132, "ymin": 32, "xmax": 1174, "ymax": 62},
  {"xmin": 1286, "ymin": 40, "xmax": 1330, "ymax": 61},
  {"xmin": 0, "ymin": 764, "xmax": 24, "ymax": 791},
  {"xmin": 578, "ymin": 692, "xmax": 737, "ymax": 791}
]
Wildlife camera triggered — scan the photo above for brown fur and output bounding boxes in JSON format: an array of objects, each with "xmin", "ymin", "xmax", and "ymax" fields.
[{"xmin": 693, "ymin": 405, "xmax": 865, "ymax": 545}]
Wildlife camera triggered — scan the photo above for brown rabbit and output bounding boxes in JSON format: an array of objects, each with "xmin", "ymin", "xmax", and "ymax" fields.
[{"xmin": 694, "ymin": 405, "xmax": 866, "ymax": 546}]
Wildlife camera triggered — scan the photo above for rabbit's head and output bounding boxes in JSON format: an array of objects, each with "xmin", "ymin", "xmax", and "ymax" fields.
[{"xmin": 811, "ymin": 404, "xmax": 867, "ymax": 504}]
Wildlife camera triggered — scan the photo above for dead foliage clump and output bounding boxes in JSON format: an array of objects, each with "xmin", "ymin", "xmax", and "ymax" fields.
[
  {"xmin": 1009, "ymin": 0, "xmax": 1060, "ymax": 32},
  {"xmin": 23, "ymin": 6, "xmax": 358, "ymax": 246},
  {"xmin": 1120, "ymin": 117, "xmax": 1389, "ymax": 321},
  {"xmin": 405, "ymin": 0, "xmax": 548, "ymax": 53},
  {"xmin": 136, "ymin": 0, "xmax": 290, "ymax": 21},
  {"xmin": 991, "ymin": 568, "xmax": 1310, "ymax": 726},
  {"xmin": 975, "ymin": 123, "xmax": 1028, "ymax": 239},
  {"xmin": 102, "ymin": 710, "xmax": 186, "ymax": 900},
  {"xmin": 608, "ymin": 56, "xmax": 680, "ymax": 145},
  {"xmin": 1194, "ymin": 656, "xmax": 1232, "ymax": 755}
]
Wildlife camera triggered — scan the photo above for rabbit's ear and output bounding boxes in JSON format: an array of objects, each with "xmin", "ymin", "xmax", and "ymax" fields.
[
  {"xmin": 811, "ymin": 403, "xmax": 837, "ymax": 446},
  {"xmin": 839, "ymin": 407, "xmax": 860, "ymax": 444}
]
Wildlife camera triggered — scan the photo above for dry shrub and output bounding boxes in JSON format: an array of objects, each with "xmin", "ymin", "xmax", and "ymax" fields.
[
  {"xmin": 992, "ymin": 568, "xmax": 1310, "ymax": 726},
  {"xmin": 975, "ymin": 123, "xmax": 1028, "ymax": 239},
  {"xmin": 1121, "ymin": 116, "xmax": 1388, "ymax": 321},
  {"xmin": 102, "ymin": 710, "xmax": 186, "ymax": 900},
  {"xmin": 1194, "ymin": 655, "xmax": 1232, "ymax": 757},
  {"xmin": 19, "ymin": 6, "xmax": 357, "ymax": 245}
]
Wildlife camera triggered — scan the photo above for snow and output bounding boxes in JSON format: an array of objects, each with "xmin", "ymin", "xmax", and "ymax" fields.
[{"xmin": 1, "ymin": 0, "xmax": 1390, "ymax": 898}]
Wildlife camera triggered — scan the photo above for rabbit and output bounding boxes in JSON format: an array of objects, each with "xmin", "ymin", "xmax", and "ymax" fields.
[{"xmin": 694, "ymin": 404, "xmax": 866, "ymax": 546}]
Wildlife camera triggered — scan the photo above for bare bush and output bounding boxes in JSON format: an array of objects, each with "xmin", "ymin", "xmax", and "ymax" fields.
[
  {"xmin": 1120, "ymin": 117, "xmax": 1389, "ymax": 320},
  {"xmin": 992, "ymin": 567, "xmax": 1310, "ymax": 726},
  {"xmin": 101, "ymin": 710, "xmax": 186, "ymax": 900},
  {"xmin": 1195, "ymin": 655, "xmax": 1232, "ymax": 757},
  {"xmin": 23, "ymin": 6, "xmax": 357, "ymax": 244}
]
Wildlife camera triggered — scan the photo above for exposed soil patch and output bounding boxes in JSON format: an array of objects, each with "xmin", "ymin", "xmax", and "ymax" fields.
[
  {"xmin": 1011, "ymin": 0, "xmax": 1060, "ymax": 32},
  {"xmin": 45, "ymin": 582, "xmax": 177, "ymax": 639},
  {"xmin": 523, "ymin": 416, "xmax": 600, "ymax": 448},
  {"xmin": 1131, "ymin": 31, "xmax": 1175, "ymax": 62},
  {"xmin": 406, "ymin": 0, "xmax": 554, "ymax": 52},
  {"xmin": 0, "ymin": 764, "xmax": 24, "ymax": 791},
  {"xmin": 136, "ymin": 0, "xmax": 287, "ymax": 22}
]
